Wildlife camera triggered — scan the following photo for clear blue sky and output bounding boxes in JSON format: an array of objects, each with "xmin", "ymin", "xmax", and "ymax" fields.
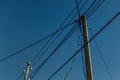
[{"xmin": 0, "ymin": 0, "xmax": 120, "ymax": 80}]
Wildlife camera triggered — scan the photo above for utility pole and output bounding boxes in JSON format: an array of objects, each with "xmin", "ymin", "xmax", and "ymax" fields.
[
  {"xmin": 81, "ymin": 15, "xmax": 93, "ymax": 80},
  {"xmin": 24, "ymin": 61, "xmax": 32, "ymax": 80}
]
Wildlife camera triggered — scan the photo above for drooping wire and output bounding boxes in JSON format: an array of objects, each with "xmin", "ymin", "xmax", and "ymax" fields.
[
  {"xmin": 15, "ymin": 16, "xmax": 75, "ymax": 80},
  {"xmin": 30, "ymin": 23, "xmax": 78, "ymax": 79},
  {"xmin": 16, "ymin": 1, "xmax": 85, "ymax": 78},
  {"xmin": 29, "ymin": 0, "xmax": 92, "ymax": 78},
  {"xmin": 0, "ymin": 0, "xmax": 86, "ymax": 64},
  {"xmin": 89, "ymin": 31, "xmax": 113, "ymax": 80},
  {"xmin": 15, "ymin": 1, "xmax": 91, "ymax": 79},
  {"xmin": 30, "ymin": 0, "xmax": 91, "ymax": 77},
  {"xmin": 48, "ymin": 12, "xmax": 120, "ymax": 80},
  {"xmin": 31, "ymin": 0, "xmax": 84, "ymax": 66},
  {"xmin": 0, "ymin": 20, "xmax": 75, "ymax": 63},
  {"xmin": 30, "ymin": 24, "xmax": 77, "ymax": 79}
]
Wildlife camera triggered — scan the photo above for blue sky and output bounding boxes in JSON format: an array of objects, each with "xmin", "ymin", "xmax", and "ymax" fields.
[{"xmin": 0, "ymin": 0, "xmax": 120, "ymax": 80}]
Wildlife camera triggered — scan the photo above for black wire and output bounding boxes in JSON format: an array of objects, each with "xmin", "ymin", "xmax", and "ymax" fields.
[
  {"xmin": 86, "ymin": 0, "xmax": 101, "ymax": 15},
  {"xmin": 87, "ymin": 0, "xmax": 105, "ymax": 18},
  {"xmin": 84, "ymin": 0, "xmax": 97, "ymax": 15},
  {"xmin": 15, "ymin": 2, "xmax": 87, "ymax": 79},
  {"xmin": 64, "ymin": 58, "xmax": 75, "ymax": 80},
  {"xmin": 31, "ymin": 0, "xmax": 88, "ymax": 78},
  {"xmin": 76, "ymin": 0, "xmax": 87, "ymax": 79},
  {"xmin": 48, "ymin": 12, "xmax": 120, "ymax": 80},
  {"xmin": 90, "ymin": 31, "xmax": 113, "ymax": 80},
  {"xmin": 69, "ymin": 0, "xmax": 88, "ymax": 23},
  {"xmin": 28, "ymin": 1, "xmax": 84, "ymax": 79},
  {"xmin": 30, "ymin": 24, "xmax": 77, "ymax": 79},
  {"xmin": 32, "ymin": 30, "xmax": 65, "ymax": 67},
  {"xmin": 75, "ymin": 0, "xmax": 81, "ymax": 19},
  {"xmin": 15, "ymin": 1, "xmax": 90, "ymax": 79},
  {"xmin": 0, "ymin": 21, "xmax": 75, "ymax": 63},
  {"xmin": 31, "ymin": 36, "xmax": 53, "ymax": 64},
  {"xmin": 30, "ymin": 23, "xmax": 78, "ymax": 79},
  {"xmin": 31, "ymin": 0, "xmax": 84, "ymax": 67},
  {"xmin": 76, "ymin": 0, "xmax": 86, "ymax": 79}
]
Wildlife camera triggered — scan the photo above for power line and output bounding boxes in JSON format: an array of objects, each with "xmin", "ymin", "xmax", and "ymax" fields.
[
  {"xmin": 76, "ymin": 0, "xmax": 86, "ymax": 79},
  {"xmin": 29, "ymin": 0, "xmax": 88, "ymax": 78},
  {"xmin": 16, "ymin": 1, "xmax": 87, "ymax": 78},
  {"xmin": 89, "ymin": 31, "xmax": 113, "ymax": 80},
  {"xmin": 31, "ymin": 30, "xmax": 65, "ymax": 67},
  {"xmin": 0, "ymin": 21, "xmax": 75, "ymax": 63},
  {"xmin": 64, "ymin": 58, "xmax": 75, "ymax": 80},
  {"xmin": 84, "ymin": 0, "xmax": 97, "ymax": 15},
  {"xmin": 68, "ymin": 0, "xmax": 88, "ymax": 23},
  {"xmin": 48, "ymin": 12, "xmax": 120, "ymax": 80},
  {"xmin": 30, "ymin": 23, "xmax": 78, "ymax": 79},
  {"xmin": 87, "ymin": 0, "xmax": 105, "ymax": 18},
  {"xmin": 31, "ymin": 36, "xmax": 54, "ymax": 64},
  {"xmin": 15, "ymin": 1, "xmax": 97, "ymax": 79},
  {"xmin": 31, "ymin": 0, "xmax": 83, "ymax": 67}
]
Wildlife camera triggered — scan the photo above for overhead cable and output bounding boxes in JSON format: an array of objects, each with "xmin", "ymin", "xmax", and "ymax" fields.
[
  {"xmin": 30, "ymin": 23, "xmax": 78, "ymax": 79},
  {"xmin": 31, "ymin": 0, "xmax": 84, "ymax": 67},
  {"xmin": 90, "ymin": 31, "xmax": 113, "ymax": 80},
  {"xmin": 0, "ymin": 21, "xmax": 75, "ymax": 63},
  {"xmin": 48, "ymin": 12, "xmax": 120, "ymax": 80},
  {"xmin": 84, "ymin": 0, "xmax": 97, "ymax": 15},
  {"xmin": 64, "ymin": 58, "xmax": 75, "ymax": 80},
  {"xmin": 87, "ymin": 0, "xmax": 105, "ymax": 18}
]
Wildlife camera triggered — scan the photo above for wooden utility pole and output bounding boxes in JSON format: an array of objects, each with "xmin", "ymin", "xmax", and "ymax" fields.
[
  {"xmin": 24, "ymin": 61, "xmax": 32, "ymax": 80},
  {"xmin": 81, "ymin": 15, "xmax": 93, "ymax": 80}
]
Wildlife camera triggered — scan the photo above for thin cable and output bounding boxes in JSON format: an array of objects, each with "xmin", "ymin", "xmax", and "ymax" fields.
[
  {"xmin": 86, "ymin": 0, "xmax": 101, "ymax": 15},
  {"xmin": 32, "ymin": 30, "xmax": 64, "ymax": 66},
  {"xmin": 48, "ymin": 12, "xmax": 120, "ymax": 80},
  {"xmin": 31, "ymin": 36, "xmax": 53, "ymax": 63},
  {"xmin": 69, "ymin": 0, "xmax": 89, "ymax": 24},
  {"xmin": 76, "ymin": 0, "xmax": 87, "ymax": 79},
  {"xmin": 84, "ymin": 0, "xmax": 97, "ymax": 15},
  {"xmin": 16, "ymin": 1, "xmax": 88, "ymax": 78},
  {"xmin": 31, "ymin": 0, "xmax": 84, "ymax": 63},
  {"xmin": 87, "ymin": 0, "xmax": 105, "ymax": 18},
  {"xmin": 64, "ymin": 58, "xmax": 75, "ymax": 80},
  {"xmin": 0, "ymin": 21, "xmax": 75, "ymax": 63},
  {"xmin": 30, "ymin": 24, "xmax": 77, "ymax": 78},
  {"xmin": 30, "ymin": 23, "xmax": 78, "ymax": 79},
  {"xmin": 13, "ymin": 3, "xmax": 85, "ymax": 79},
  {"xmin": 30, "ymin": 24, "xmax": 77, "ymax": 79},
  {"xmin": 90, "ymin": 31, "xmax": 113, "ymax": 80},
  {"xmin": 76, "ymin": 0, "xmax": 86, "ymax": 79},
  {"xmin": 75, "ymin": 0, "xmax": 81, "ymax": 19},
  {"xmin": 31, "ymin": 0, "xmax": 85, "ymax": 78}
]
